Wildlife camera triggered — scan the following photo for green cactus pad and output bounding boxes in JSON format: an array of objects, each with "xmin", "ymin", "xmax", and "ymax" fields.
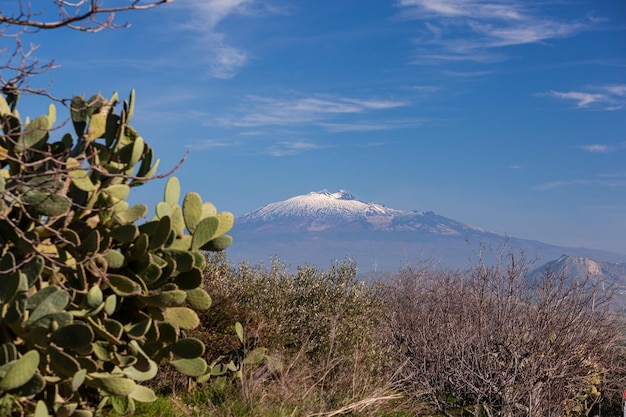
[
  {"xmin": 170, "ymin": 206, "xmax": 185, "ymax": 238},
  {"xmin": 96, "ymin": 376, "xmax": 136, "ymax": 396},
  {"xmin": 8, "ymin": 373, "xmax": 45, "ymax": 397},
  {"xmin": 0, "ymin": 350, "xmax": 40, "ymax": 391},
  {"xmin": 163, "ymin": 307, "xmax": 200, "ymax": 330},
  {"xmin": 21, "ymin": 255, "xmax": 44, "ymax": 287},
  {"xmin": 171, "ymin": 337, "xmax": 205, "ymax": 359},
  {"xmin": 155, "ymin": 201, "xmax": 172, "ymax": 219},
  {"xmin": 67, "ymin": 157, "xmax": 95, "ymax": 192},
  {"xmin": 48, "ymin": 345, "xmax": 81, "ymax": 378},
  {"xmin": 173, "ymin": 267, "xmax": 202, "ymax": 290},
  {"xmin": 124, "ymin": 318, "xmax": 152, "ymax": 339},
  {"xmin": 156, "ymin": 322, "xmax": 179, "ymax": 343},
  {"xmin": 148, "ymin": 216, "xmax": 171, "ymax": 250},
  {"xmin": 81, "ymin": 229, "xmax": 101, "ymax": 255},
  {"xmin": 103, "ymin": 250, "xmax": 125, "ymax": 269},
  {"xmin": 161, "ymin": 249, "xmax": 195, "ymax": 273},
  {"xmin": 104, "ymin": 294, "xmax": 117, "ymax": 316},
  {"xmin": 16, "ymin": 114, "xmax": 50, "ymax": 152},
  {"xmin": 21, "ymin": 189, "xmax": 71, "ymax": 217},
  {"xmin": 201, "ymin": 235, "xmax": 233, "ymax": 252},
  {"xmin": 129, "ymin": 384, "xmax": 157, "ymax": 403},
  {"xmin": 104, "ymin": 319, "xmax": 124, "ymax": 340},
  {"xmin": 110, "ymin": 224, "xmax": 139, "ymax": 244},
  {"xmin": 113, "ymin": 205, "xmax": 148, "ymax": 225},
  {"xmin": 70, "ymin": 369, "xmax": 87, "ymax": 393},
  {"xmin": 103, "ymin": 184, "xmax": 130, "ymax": 201},
  {"xmin": 27, "ymin": 311, "xmax": 73, "ymax": 330},
  {"xmin": 201, "ymin": 201, "xmax": 217, "ymax": 218},
  {"xmin": 140, "ymin": 290, "xmax": 187, "ymax": 307},
  {"xmin": 185, "ymin": 288, "xmax": 212, "ymax": 310},
  {"xmin": 106, "ymin": 274, "xmax": 143, "ymax": 297},
  {"xmin": 25, "ymin": 286, "xmax": 70, "ymax": 326},
  {"xmin": 182, "ymin": 192, "xmax": 203, "ymax": 233},
  {"xmin": 190, "ymin": 216, "xmax": 219, "ymax": 251},
  {"xmin": 0, "ymin": 343, "xmax": 17, "ymax": 365},
  {"xmin": 85, "ymin": 286, "xmax": 103, "ymax": 308},
  {"xmin": 215, "ymin": 212, "xmax": 234, "ymax": 235},
  {"xmin": 126, "ymin": 89, "xmax": 136, "ymax": 124},
  {"xmin": 52, "ymin": 322, "xmax": 94, "ymax": 351},
  {"xmin": 168, "ymin": 235, "xmax": 192, "ymax": 251},
  {"xmin": 171, "ymin": 357, "xmax": 208, "ymax": 377},
  {"xmin": 0, "ymin": 268, "xmax": 20, "ymax": 305},
  {"xmin": 128, "ymin": 233, "xmax": 149, "ymax": 260},
  {"xmin": 164, "ymin": 177, "xmax": 180, "ymax": 206}
]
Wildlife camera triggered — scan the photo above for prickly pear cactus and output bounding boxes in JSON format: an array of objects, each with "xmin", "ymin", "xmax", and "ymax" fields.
[{"xmin": 0, "ymin": 90, "xmax": 233, "ymax": 416}]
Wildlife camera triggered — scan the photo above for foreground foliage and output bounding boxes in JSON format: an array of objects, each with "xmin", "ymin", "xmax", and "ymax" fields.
[{"xmin": 0, "ymin": 91, "xmax": 233, "ymax": 416}]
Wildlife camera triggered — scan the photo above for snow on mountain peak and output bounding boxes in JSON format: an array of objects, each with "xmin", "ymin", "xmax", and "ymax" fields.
[{"xmin": 239, "ymin": 190, "xmax": 382, "ymax": 224}]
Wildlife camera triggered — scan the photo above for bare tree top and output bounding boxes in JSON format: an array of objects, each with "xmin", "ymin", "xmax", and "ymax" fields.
[{"xmin": 0, "ymin": 0, "xmax": 172, "ymax": 95}]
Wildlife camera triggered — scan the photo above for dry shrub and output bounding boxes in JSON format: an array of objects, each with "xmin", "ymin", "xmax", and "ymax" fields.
[{"xmin": 382, "ymin": 252, "xmax": 626, "ymax": 417}]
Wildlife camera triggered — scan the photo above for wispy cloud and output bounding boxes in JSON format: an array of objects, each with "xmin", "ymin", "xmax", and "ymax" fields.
[
  {"xmin": 264, "ymin": 140, "xmax": 327, "ymax": 157},
  {"xmin": 398, "ymin": 0, "xmax": 591, "ymax": 63},
  {"xmin": 214, "ymin": 94, "xmax": 409, "ymax": 127},
  {"xmin": 542, "ymin": 84, "xmax": 626, "ymax": 110},
  {"xmin": 533, "ymin": 178, "xmax": 626, "ymax": 190},
  {"xmin": 319, "ymin": 118, "xmax": 425, "ymax": 132},
  {"xmin": 579, "ymin": 144, "xmax": 617, "ymax": 153},
  {"xmin": 186, "ymin": 139, "xmax": 237, "ymax": 150},
  {"xmin": 173, "ymin": 0, "xmax": 278, "ymax": 78}
]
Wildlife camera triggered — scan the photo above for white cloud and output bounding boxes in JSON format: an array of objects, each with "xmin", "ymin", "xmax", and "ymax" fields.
[
  {"xmin": 186, "ymin": 139, "xmax": 237, "ymax": 150},
  {"xmin": 548, "ymin": 91, "xmax": 606, "ymax": 108},
  {"xmin": 173, "ymin": 0, "xmax": 276, "ymax": 78},
  {"xmin": 215, "ymin": 94, "xmax": 409, "ymax": 127},
  {"xmin": 533, "ymin": 178, "xmax": 626, "ymax": 190},
  {"xmin": 319, "ymin": 118, "xmax": 425, "ymax": 132},
  {"xmin": 543, "ymin": 84, "xmax": 626, "ymax": 110},
  {"xmin": 399, "ymin": 0, "xmax": 591, "ymax": 63},
  {"xmin": 265, "ymin": 140, "xmax": 326, "ymax": 157},
  {"xmin": 579, "ymin": 144, "xmax": 616, "ymax": 153}
]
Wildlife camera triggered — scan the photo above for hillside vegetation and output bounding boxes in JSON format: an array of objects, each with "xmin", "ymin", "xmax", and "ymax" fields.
[{"xmin": 136, "ymin": 251, "xmax": 626, "ymax": 417}]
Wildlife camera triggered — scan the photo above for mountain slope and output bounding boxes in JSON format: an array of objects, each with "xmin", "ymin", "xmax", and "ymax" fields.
[
  {"xmin": 227, "ymin": 190, "xmax": 626, "ymax": 271},
  {"xmin": 529, "ymin": 255, "xmax": 626, "ymax": 309}
]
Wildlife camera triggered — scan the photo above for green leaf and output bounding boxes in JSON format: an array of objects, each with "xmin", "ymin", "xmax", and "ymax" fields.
[{"xmin": 235, "ymin": 322, "xmax": 244, "ymax": 344}]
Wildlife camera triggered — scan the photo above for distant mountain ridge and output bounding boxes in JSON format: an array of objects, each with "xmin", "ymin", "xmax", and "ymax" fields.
[{"xmin": 227, "ymin": 190, "xmax": 626, "ymax": 271}]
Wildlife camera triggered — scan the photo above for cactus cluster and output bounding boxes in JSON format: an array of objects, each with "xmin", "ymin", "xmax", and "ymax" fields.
[{"xmin": 0, "ymin": 90, "xmax": 233, "ymax": 416}]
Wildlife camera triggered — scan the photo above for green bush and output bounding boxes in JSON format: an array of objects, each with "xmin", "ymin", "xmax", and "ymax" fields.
[{"xmin": 199, "ymin": 254, "xmax": 393, "ymax": 414}]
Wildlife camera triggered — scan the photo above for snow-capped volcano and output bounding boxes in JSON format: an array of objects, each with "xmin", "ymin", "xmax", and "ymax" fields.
[
  {"xmin": 227, "ymin": 190, "xmax": 626, "ymax": 271},
  {"xmin": 236, "ymin": 190, "xmax": 482, "ymax": 234}
]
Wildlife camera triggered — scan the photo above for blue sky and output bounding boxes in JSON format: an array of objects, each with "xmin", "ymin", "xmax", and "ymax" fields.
[{"xmin": 13, "ymin": 0, "xmax": 626, "ymax": 254}]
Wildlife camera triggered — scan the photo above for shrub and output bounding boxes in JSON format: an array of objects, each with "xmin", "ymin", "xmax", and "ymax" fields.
[
  {"xmin": 383, "ymin": 253, "xmax": 626, "ymax": 417},
  {"xmin": 199, "ymin": 255, "xmax": 394, "ymax": 414}
]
